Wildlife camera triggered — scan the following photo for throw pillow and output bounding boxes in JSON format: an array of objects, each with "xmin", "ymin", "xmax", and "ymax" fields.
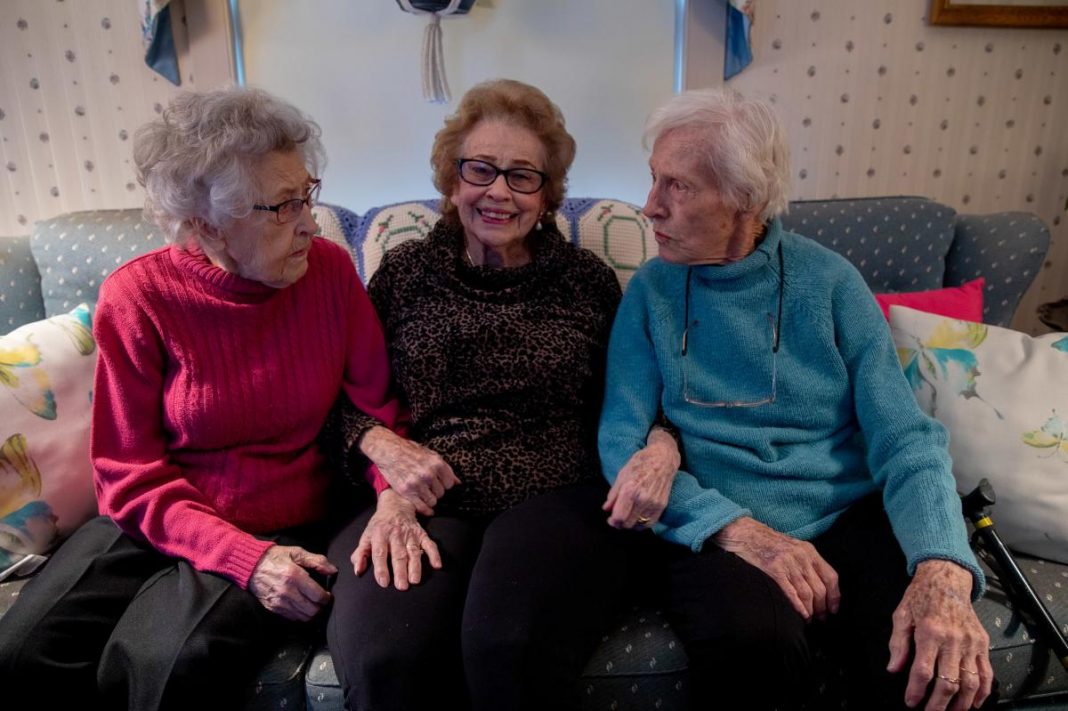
[
  {"xmin": 875, "ymin": 278, "xmax": 985, "ymax": 322},
  {"xmin": 889, "ymin": 305, "xmax": 1068, "ymax": 564},
  {"xmin": 0, "ymin": 304, "xmax": 98, "ymax": 580}
]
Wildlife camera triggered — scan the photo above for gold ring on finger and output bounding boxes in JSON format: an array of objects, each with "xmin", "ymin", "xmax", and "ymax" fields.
[
  {"xmin": 960, "ymin": 668, "xmax": 979, "ymax": 676},
  {"xmin": 937, "ymin": 674, "xmax": 960, "ymax": 685},
  {"xmin": 635, "ymin": 515, "xmax": 651, "ymax": 526}
]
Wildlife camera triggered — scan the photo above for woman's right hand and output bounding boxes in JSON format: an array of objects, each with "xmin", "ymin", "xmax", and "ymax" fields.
[
  {"xmin": 353, "ymin": 488, "xmax": 442, "ymax": 591},
  {"xmin": 359, "ymin": 426, "xmax": 460, "ymax": 515},
  {"xmin": 249, "ymin": 544, "xmax": 338, "ymax": 622}
]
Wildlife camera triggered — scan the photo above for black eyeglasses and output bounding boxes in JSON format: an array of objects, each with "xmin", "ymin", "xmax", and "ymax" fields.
[
  {"xmin": 253, "ymin": 179, "xmax": 321, "ymax": 224},
  {"xmin": 456, "ymin": 159, "xmax": 547, "ymax": 194},
  {"xmin": 681, "ymin": 242, "xmax": 785, "ymax": 408}
]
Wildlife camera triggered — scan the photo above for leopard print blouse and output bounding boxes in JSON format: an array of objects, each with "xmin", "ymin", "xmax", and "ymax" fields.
[{"xmin": 366, "ymin": 219, "xmax": 622, "ymax": 515}]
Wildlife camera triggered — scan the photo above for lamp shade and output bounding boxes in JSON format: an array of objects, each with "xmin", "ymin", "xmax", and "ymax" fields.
[{"xmin": 395, "ymin": 0, "xmax": 475, "ymax": 14}]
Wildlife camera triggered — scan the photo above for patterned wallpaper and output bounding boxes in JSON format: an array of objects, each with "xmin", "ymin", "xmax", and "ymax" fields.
[
  {"xmin": 1, "ymin": 0, "xmax": 1065, "ymax": 333},
  {"xmin": 0, "ymin": 0, "xmax": 194, "ymax": 237},
  {"xmin": 722, "ymin": 1, "xmax": 1067, "ymax": 334}
]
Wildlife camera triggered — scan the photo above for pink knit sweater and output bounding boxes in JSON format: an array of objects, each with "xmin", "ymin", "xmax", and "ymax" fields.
[{"xmin": 90, "ymin": 238, "xmax": 401, "ymax": 588}]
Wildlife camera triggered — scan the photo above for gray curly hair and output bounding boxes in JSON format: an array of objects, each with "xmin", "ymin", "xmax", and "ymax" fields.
[
  {"xmin": 133, "ymin": 87, "xmax": 325, "ymax": 245},
  {"xmin": 643, "ymin": 87, "xmax": 790, "ymax": 222}
]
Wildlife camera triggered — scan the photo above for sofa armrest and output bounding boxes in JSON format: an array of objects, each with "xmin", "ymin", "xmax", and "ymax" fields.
[
  {"xmin": 944, "ymin": 212, "xmax": 1050, "ymax": 327},
  {"xmin": 0, "ymin": 235, "xmax": 46, "ymax": 332}
]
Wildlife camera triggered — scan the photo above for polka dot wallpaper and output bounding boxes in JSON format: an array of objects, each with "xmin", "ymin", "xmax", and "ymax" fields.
[
  {"xmin": 724, "ymin": 1, "xmax": 1067, "ymax": 333},
  {"xmin": 0, "ymin": 0, "xmax": 193, "ymax": 237},
  {"xmin": 1, "ymin": 1, "xmax": 1065, "ymax": 334}
]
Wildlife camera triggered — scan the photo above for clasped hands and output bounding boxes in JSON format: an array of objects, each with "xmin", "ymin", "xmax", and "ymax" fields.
[
  {"xmin": 351, "ymin": 426, "xmax": 458, "ymax": 590},
  {"xmin": 716, "ymin": 517, "xmax": 992, "ymax": 711}
]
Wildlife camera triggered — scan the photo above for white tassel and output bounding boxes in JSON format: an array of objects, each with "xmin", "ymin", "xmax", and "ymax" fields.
[{"xmin": 398, "ymin": 0, "xmax": 465, "ymax": 104}]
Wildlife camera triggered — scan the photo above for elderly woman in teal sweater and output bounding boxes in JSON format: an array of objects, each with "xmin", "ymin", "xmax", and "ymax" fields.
[{"xmin": 599, "ymin": 87, "xmax": 994, "ymax": 711}]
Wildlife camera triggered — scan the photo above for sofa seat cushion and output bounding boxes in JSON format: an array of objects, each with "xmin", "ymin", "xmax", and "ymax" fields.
[{"xmin": 979, "ymin": 556, "xmax": 1068, "ymax": 701}]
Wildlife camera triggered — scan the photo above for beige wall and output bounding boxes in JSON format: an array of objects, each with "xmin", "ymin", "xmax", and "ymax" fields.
[
  {"xmin": 0, "ymin": 0, "xmax": 234, "ymax": 237},
  {"xmin": 693, "ymin": 0, "xmax": 1066, "ymax": 334}
]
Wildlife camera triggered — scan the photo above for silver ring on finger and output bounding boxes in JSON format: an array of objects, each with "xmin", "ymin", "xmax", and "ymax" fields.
[{"xmin": 937, "ymin": 674, "xmax": 961, "ymax": 685}]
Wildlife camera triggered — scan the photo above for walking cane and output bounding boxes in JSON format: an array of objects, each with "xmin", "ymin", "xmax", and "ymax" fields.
[{"xmin": 960, "ymin": 479, "xmax": 1068, "ymax": 671}]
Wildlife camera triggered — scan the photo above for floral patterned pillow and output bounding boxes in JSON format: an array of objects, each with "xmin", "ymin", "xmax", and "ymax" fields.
[
  {"xmin": 0, "ymin": 304, "xmax": 98, "ymax": 580},
  {"xmin": 889, "ymin": 305, "xmax": 1068, "ymax": 564}
]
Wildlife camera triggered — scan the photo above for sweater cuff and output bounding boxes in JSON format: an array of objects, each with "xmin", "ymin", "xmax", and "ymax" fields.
[
  {"xmin": 366, "ymin": 463, "xmax": 391, "ymax": 495},
  {"xmin": 231, "ymin": 536, "xmax": 277, "ymax": 591}
]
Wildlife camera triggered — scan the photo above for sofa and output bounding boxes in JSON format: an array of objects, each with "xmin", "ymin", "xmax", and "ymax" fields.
[{"xmin": 1, "ymin": 195, "xmax": 1065, "ymax": 710}]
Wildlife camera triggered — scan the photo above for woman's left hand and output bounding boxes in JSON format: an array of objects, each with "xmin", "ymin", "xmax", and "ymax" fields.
[
  {"xmin": 887, "ymin": 559, "xmax": 993, "ymax": 711},
  {"xmin": 352, "ymin": 489, "xmax": 442, "ymax": 591},
  {"xmin": 603, "ymin": 427, "xmax": 681, "ymax": 529}
]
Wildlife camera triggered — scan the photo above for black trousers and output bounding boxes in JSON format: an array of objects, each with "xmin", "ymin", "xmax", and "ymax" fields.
[
  {"xmin": 0, "ymin": 516, "xmax": 320, "ymax": 711},
  {"xmin": 326, "ymin": 480, "xmax": 631, "ymax": 711},
  {"xmin": 639, "ymin": 494, "xmax": 997, "ymax": 711}
]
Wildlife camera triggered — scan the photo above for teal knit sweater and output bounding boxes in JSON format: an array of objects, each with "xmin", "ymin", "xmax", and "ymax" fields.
[{"xmin": 598, "ymin": 219, "xmax": 983, "ymax": 596}]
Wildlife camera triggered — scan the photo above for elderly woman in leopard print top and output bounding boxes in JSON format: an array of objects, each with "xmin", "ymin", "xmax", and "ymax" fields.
[{"xmin": 323, "ymin": 79, "xmax": 680, "ymax": 710}]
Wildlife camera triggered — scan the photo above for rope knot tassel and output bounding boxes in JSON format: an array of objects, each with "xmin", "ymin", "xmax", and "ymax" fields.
[{"xmin": 397, "ymin": 0, "xmax": 467, "ymax": 104}]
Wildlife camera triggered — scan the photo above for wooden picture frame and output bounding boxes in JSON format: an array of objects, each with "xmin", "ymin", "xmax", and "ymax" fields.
[{"xmin": 929, "ymin": 0, "xmax": 1068, "ymax": 28}]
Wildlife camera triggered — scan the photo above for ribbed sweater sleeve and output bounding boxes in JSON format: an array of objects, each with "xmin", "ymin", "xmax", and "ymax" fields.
[
  {"xmin": 91, "ymin": 269, "xmax": 273, "ymax": 587},
  {"xmin": 91, "ymin": 240, "xmax": 405, "ymax": 588},
  {"xmin": 599, "ymin": 275, "xmax": 751, "ymax": 552},
  {"xmin": 831, "ymin": 272, "xmax": 984, "ymax": 597},
  {"xmin": 339, "ymin": 261, "xmax": 405, "ymax": 494}
]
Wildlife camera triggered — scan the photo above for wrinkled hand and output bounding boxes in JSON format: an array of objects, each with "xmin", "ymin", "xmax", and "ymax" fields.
[
  {"xmin": 604, "ymin": 427, "xmax": 680, "ymax": 529},
  {"xmin": 249, "ymin": 545, "xmax": 337, "ymax": 622},
  {"xmin": 888, "ymin": 560, "xmax": 992, "ymax": 711},
  {"xmin": 353, "ymin": 488, "xmax": 442, "ymax": 591},
  {"xmin": 714, "ymin": 516, "xmax": 840, "ymax": 621},
  {"xmin": 360, "ymin": 426, "xmax": 459, "ymax": 516}
]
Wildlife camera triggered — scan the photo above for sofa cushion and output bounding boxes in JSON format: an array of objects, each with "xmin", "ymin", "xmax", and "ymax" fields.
[
  {"xmin": 29, "ymin": 206, "xmax": 359, "ymax": 320},
  {"xmin": 783, "ymin": 197, "xmax": 956, "ymax": 293},
  {"xmin": 0, "ymin": 304, "xmax": 98, "ymax": 581},
  {"xmin": 31, "ymin": 210, "xmax": 166, "ymax": 318},
  {"xmin": 0, "ymin": 236, "xmax": 46, "ymax": 334},
  {"xmin": 875, "ymin": 277, "xmax": 985, "ymax": 322},
  {"xmin": 890, "ymin": 305, "xmax": 1068, "ymax": 564}
]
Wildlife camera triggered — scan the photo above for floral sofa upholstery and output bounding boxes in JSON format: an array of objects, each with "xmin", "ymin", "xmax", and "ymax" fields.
[{"xmin": 1, "ymin": 196, "xmax": 1065, "ymax": 710}]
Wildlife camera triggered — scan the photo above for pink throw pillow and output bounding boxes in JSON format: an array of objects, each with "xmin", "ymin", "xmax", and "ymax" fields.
[{"xmin": 875, "ymin": 277, "xmax": 985, "ymax": 322}]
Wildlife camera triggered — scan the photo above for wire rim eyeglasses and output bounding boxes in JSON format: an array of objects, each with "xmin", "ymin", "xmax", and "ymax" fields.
[
  {"xmin": 253, "ymin": 179, "xmax": 321, "ymax": 224},
  {"xmin": 456, "ymin": 159, "xmax": 547, "ymax": 194}
]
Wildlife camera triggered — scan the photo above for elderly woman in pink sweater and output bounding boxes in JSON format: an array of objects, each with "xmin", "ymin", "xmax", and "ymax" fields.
[{"xmin": 0, "ymin": 87, "xmax": 433, "ymax": 710}]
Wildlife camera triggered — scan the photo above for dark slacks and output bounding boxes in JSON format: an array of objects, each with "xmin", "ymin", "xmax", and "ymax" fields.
[
  {"xmin": 0, "ymin": 516, "xmax": 312, "ymax": 711},
  {"xmin": 640, "ymin": 494, "xmax": 996, "ymax": 711},
  {"xmin": 326, "ymin": 480, "xmax": 631, "ymax": 711}
]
